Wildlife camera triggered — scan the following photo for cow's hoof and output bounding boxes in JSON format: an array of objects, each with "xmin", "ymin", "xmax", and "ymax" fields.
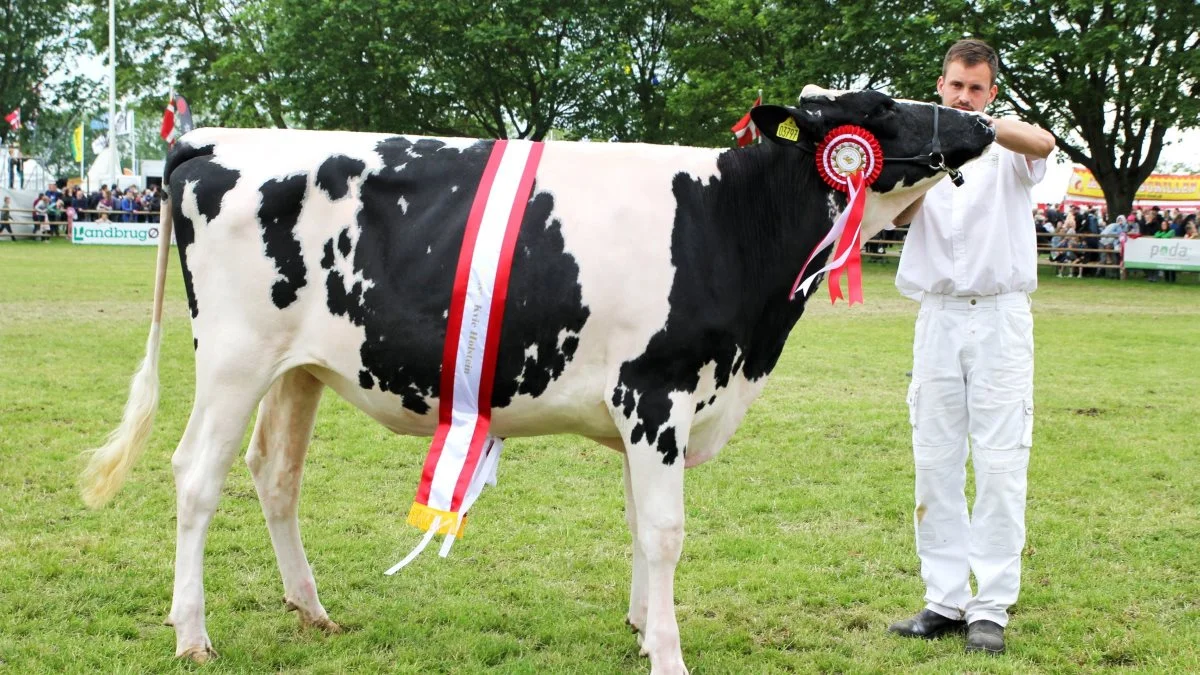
[
  {"xmin": 305, "ymin": 617, "xmax": 343, "ymax": 634},
  {"xmin": 649, "ymin": 661, "xmax": 689, "ymax": 675},
  {"xmin": 625, "ymin": 615, "xmax": 643, "ymax": 634},
  {"xmin": 285, "ymin": 597, "xmax": 342, "ymax": 634},
  {"xmin": 178, "ymin": 645, "xmax": 218, "ymax": 664}
]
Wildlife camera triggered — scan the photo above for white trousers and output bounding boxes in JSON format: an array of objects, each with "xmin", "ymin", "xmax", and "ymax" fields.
[{"xmin": 906, "ymin": 292, "xmax": 1034, "ymax": 627}]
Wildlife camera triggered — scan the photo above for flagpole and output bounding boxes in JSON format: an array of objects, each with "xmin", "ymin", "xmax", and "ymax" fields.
[
  {"xmin": 130, "ymin": 108, "xmax": 137, "ymax": 178},
  {"xmin": 107, "ymin": 0, "xmax": 117, "ymax": 188},
  {"xmin": 757, "ymin": 89, "xmax": 763, "ymax": 144}
]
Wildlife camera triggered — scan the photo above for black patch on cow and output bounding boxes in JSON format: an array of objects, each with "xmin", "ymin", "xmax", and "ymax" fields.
[
  {"xmin": 319, "ymin": 137, "xmax": 589, "ymax": 415},
  {"xmin": 320, "ymin": 239, "xmax": 335, "ymax": 269},
  {"xmin": 258, "ymin": 173, "xmax": 309, "ymax": 309},
  {"xmin": 695, "ymin": 401, "xmax": 705, "ymax": 413},
  {"xmin": 658, "ymin": 428, "xmax": 681, "ymax": 464},
  {"xmin": 613, "ymin": 143, "xmax": 840, "ymax": 464},
  {"xmin": 165, "ymin": 144, "xmax": 241, "ymax": 318},
  {"xmin": 316, "ymin": 155, "xmax": 367, "ymax": 200},
  {"xmin": 193, "ymin": 338, "xmax": 198, "ymax": 351}
]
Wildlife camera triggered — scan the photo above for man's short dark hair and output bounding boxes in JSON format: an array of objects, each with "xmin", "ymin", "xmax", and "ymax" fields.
[{"xmin": 944, "ymin": 38, "xmax": 999, "ymax": 85}]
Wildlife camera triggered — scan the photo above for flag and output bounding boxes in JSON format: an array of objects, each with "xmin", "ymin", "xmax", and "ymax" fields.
[
  {"xmin": 114, "ymin": 109, "xmax": 131, "ymax": 136},
  {"xmin": 90, "ymin": 116, "xmax": 108, "ymax": 131},
  {"xmin": 174, "ymin": 96, "xmax": 193, "ymax": 134},
  {"xmin": 92, "ymin": 135, "xmax": 108, "ymax": 155},
  {"xmin": 4, "ymin": 107, "xmax": 20, "ymax": 130},
  {"xmin": 731, "ymin": 96, "xmax": 762, "ymax": 147},
  {"xmin": 72, "ymin": 125, "xmax": 84, "ymax": 162},
  {"xmin": 160, "ymin": 91, "xmax": 176, "ymax": 142}
]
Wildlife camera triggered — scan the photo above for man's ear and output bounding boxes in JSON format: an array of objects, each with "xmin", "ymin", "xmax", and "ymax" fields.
[{"xmin": 750, "ymin": 105, "xmax": 817, "ymax": 146}]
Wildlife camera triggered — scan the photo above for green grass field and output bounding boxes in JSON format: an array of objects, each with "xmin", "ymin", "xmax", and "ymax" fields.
[{"xmin": 1, "ymin": 240, "xmax": 1198, "ymax": 673}]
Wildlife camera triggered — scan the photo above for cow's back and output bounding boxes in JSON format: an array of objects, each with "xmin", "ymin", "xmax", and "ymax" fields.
[{"xmin": 166, "ymin": 130, "xmax": 736, "ymax": 440}]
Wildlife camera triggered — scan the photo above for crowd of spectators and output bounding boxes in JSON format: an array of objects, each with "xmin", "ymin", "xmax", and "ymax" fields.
[
  {"xmin": 1037, "ymin": 203, "xmax": 1197, "ymax": 281},
  {"xmin": 4, "ymin": 181, "xmax": 162, "ymax": 241}
]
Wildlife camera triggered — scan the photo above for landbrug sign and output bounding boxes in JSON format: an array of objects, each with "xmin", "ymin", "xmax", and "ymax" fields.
[{"xmin": 72, "ymin": 222, "xmax": 164, "ymax": 246}]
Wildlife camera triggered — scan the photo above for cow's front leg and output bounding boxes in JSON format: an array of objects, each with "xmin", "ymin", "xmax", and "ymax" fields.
[
  {"xmin": 622, "ymin": 453, "xmax": 648, "ymax": 637},
  {"xmin": 621, "ymin": 415, "xmax": 690, "ymax": 675}
]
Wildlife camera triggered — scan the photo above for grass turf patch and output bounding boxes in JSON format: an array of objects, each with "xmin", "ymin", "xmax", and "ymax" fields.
[{"xmin": 1, "ymin": 240, "xmax": 1198, "ymax": 672}]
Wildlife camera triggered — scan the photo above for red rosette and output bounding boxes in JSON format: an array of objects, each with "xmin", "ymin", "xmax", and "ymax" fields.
[{"xmin": 815, "ymin": 125, "xmax": 883, "ymax": 192}]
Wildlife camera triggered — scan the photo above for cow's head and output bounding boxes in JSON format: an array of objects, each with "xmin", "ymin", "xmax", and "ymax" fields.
[{"xmin": 751, "ymin": 86, "xmax": 994, "ymax": 238}]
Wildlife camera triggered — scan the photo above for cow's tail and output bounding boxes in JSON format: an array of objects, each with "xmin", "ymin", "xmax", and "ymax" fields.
[{"xmin": 81, "ymin": 197, "xmax": 174, "ymax": 508}]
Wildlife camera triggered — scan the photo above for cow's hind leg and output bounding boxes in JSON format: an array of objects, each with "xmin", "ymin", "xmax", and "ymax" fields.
[
  {"xmin": 245, "ymin": 368, "xmax": 340, "ymax": 633},
  {"xmin": 620, "ymin": 415, "xmax": 690, "ymax": 675},
  {"xmin": 167, "ymin": 359, "xmax": 274, "ymax": 662}
]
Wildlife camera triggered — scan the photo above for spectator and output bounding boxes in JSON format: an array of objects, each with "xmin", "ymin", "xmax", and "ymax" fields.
[
  {"xmin": 65, "ymin": 198, "xmax": 76, "ymax": 238},
  {"xmin": 0, "ymin": 195, "xmax": 13, "ymax": 240},
  {"xmin": 1153, "ymin": 219, "xmax": 1177, "ymax": 283},
  {"xmin": 1184, "ymin": 222, "xmax": 1197, "ymax": 240},
  {"xmin": 45, "ymin": 182, "xmax": 62, "ymax": 209},
  {"xmin": 97, "ymin": 192, "xmax": 112, "ymax": 222},
  {"xmin": 1099, "ymin": 215, "xmax": 1126, "ymax": 277},
  {"xmin": 7, "ymin": 143, "xmax": 23, "ymax": 189},
  {"xmin": 47, "ymin": 198, "xmax": 65, "ymax": 238},
  {"xmin": 32, "ymin": 194, "xmax": 49, "ymax": 241},
  {"xmin": 1066, "ymin": 228, "xmax": 1086, "ymax": 278},
  {"xmin": 71, "ymin": 188, "xmax": 88, "ymax": 224},
  {"xmin": 118, "ymin": 188, "xmax": 134, "ymax": 222},
  {"xmin": 1051, "ymin": 220, "xmax": 1074, "ymax": 277}
]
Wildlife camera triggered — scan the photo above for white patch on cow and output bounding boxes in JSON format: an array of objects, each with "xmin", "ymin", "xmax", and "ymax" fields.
[
  {"xmin": 825, "ymin": 192, "xmax": 841, "ymax": 221},
  {"xmin": 397, "ymin": 196, "xmax": 409, "ymax": 213},
  {"xmin": 405, "ymin": 147, "xmax": 422, "ymax": 159},
  {"xmin": 525, "ymin": 344, "xmax": 539, "ymax": 362},
  {"xmin": 394, "ymin": 162, "xmax": 407, "ymax": 173},
  {"xmin": 800, "ymin": 84, "xmax": 844, "ymax": 102},
  {"xmin": 442, "ymin": 309, "xmax": 448, "ymax": 319},
  {"xmin": 450, "ymin": 185, "xmax": 459, "ymax": 193},
  {"xmin": 426, "ymin": 245, "xmax": 432, "ymax": 254},
  {"xmin": 861, "ymin": 172, "xmax": 944, "ymax": 242}
]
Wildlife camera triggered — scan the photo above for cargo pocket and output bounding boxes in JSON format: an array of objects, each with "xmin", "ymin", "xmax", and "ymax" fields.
[
  {"xmin": 906, "ymin": 382, "xmax": 920, "ymax": 429},
  {"xmin": 1021, "ymin": 398, "xmax": 1034, "ymax": 447}
]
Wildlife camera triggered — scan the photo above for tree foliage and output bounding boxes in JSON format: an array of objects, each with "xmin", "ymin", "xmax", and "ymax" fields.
[
  {"xmin": 968, "ymin": 0, "xmax": 1200, "ymax": 216},
  {"xmin": 33, "ymin": 0, "xmax": 1200, "ymax": 211},
  {"xmin": 0, "ymin": 0, "xmax": 81, "ymax": 146}
]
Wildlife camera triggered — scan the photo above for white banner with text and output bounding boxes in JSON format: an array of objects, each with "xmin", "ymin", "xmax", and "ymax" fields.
[{"xmin": 1124, "ymin": 237, "xmax": 1200, "ymax": 272}]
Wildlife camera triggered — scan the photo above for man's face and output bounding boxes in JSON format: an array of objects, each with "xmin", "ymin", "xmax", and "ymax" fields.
[{"xmin": 937, "ymin": 60, "xmax": 998, "ymax": 113}]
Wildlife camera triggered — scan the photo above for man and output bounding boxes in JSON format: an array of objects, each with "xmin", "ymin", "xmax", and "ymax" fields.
[{"xmin": 888, "ymin": 38, "xmax": 1055, "ymax": 655}]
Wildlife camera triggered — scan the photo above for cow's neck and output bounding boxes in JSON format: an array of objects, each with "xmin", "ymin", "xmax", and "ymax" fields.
[{"xmin": 706, "ymin": 142, "xmax": 842, "ymax": 380}]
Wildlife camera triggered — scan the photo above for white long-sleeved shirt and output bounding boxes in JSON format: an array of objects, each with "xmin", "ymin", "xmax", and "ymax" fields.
[{"xmin": 896, "ymin": 144, "xmax": 1047, "ymax": 300}]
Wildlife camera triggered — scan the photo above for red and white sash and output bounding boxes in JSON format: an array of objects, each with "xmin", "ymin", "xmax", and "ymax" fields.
[{"xmin": 386, "ymin": 139, "xmax": 544, "ymax": 574}]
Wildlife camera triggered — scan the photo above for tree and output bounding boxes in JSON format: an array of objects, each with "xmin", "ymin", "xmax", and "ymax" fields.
[
  {"xmin": 0, "ymin": 0, "xmax": 81, "ymax": 147},
  {"xmin": 932, "ymin": 0, "xmax": 1200, "ymax": 217},
  {"xmin": 82, "ymin": 0, "xmax": 289, "ymax": 132}
]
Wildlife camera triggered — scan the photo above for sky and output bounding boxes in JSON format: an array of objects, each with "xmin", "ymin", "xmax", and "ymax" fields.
[{"xmin": 1033, "ymin": 127, "xmax": 1200, "ymax": 205}]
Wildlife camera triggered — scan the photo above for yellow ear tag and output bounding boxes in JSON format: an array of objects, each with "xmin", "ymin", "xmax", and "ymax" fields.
[{"xmin": 776, "ymin": 117, "xmax": 800, "ymax": 142}]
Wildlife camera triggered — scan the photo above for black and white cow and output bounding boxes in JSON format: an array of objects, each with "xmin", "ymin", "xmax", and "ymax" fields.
[{"xmin": 82, "ymin": 86, "xmax": 993, "ymax": 673}]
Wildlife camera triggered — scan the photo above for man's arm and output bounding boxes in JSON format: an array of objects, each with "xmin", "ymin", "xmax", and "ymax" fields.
[{"xmin": 991, "ymin": 117, "xmax": 1055, "ymax": 160}]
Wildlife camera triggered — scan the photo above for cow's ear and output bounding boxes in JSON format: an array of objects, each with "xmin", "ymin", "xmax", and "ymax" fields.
[{"xmin": 751, "ymin": 105, "xmax": 817, "ymax": 146}]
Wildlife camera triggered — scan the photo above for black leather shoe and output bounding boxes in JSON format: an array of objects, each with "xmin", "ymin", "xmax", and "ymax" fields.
[
  {"xmin": 887, "ymin": 609, "xmax": 966, "ymax": 639},
  {"xmin": 965, "ymin": 620, "xmax": 1005, "ymax": 654}
]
